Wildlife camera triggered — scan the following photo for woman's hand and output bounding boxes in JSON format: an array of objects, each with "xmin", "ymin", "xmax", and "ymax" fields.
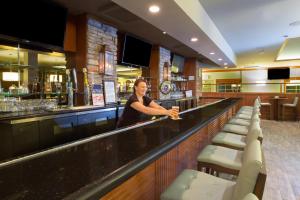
[{"xmin": 165, "ymin": 108, "xmax": 179, "ymax": 118}]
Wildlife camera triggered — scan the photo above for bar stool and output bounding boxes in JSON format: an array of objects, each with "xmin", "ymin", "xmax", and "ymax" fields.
[
  {"xmin": 197, "ymin": 140, "xmax": 261, "ymax": 176},
  {"xmin": 257, "ymin": 96, "xmax": 272, "ymax": 120},
  {"xmin": 212, "ymin": 120, "xmax": 261, "ymax": 150},
  {"xmin": 281, "ymin": 96, "xmax": 299, "ymax": 121},
  {"xmin": 161, "ymin": 141, "xmax": 262, "ymax": 200}
]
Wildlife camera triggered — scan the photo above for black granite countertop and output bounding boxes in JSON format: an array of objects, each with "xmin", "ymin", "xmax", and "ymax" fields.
[
  {"xmin": 0, "ymin": 104, "xmax": 124, "ymax": 122},
  {"xmin": 0, "ymin": 98, "xmax": 239, "ymax": 200}
]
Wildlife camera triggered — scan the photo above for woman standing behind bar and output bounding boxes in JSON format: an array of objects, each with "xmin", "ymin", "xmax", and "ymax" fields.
[{"xmin": 117, "ymin": 79, "xmax": 178, "ymax": 128}]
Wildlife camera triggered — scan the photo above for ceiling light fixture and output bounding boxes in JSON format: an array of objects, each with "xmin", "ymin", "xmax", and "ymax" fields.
[
  {"xmin": 190, "ymin": 37, "xmax": 198, "ymax": 42},
  {"xmin": 209, "ymin": 52, "xmax": 215, "ymax": 55},
  {"xmin": 224, "ymin": 62, "xmax": 228, "ymax": 66},
  {"xmin": 162, "ymin": 31, "xmax": 167, "ymax": 34},
  {"xmin": 149, "ymin": 5, "xmax": 160, "ymax": 13},
  {"xmin": 218, "ymin": 58, "xmax": 223, "ymax": 61}
]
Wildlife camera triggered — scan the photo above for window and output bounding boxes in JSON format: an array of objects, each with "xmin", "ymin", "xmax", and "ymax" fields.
[
  {"xmin": 285, "ymin": 79, "xmax": 300, "ymax": 93},
  {"xmin": 216, "ymin": 79, "xmax": 241, "ymax": 93}
]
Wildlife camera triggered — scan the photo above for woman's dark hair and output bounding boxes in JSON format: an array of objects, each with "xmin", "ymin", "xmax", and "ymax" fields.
[{"xmin": 133, "ymin": 79, "xmax": 147, "ymax": 94}]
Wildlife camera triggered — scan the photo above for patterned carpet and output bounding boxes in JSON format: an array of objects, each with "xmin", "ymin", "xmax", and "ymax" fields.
[{"xmin": 261, "ymin": 120, "xmax": 300, "ymax": 200}]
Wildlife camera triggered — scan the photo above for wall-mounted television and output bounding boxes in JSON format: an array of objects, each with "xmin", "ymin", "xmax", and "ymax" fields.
[
  {"xmin": 0, "ymin": 0, "xmax": 68, "ymax": 50},
  {"xmin": 171, "ymin": 53, "xmax": 185, "ymax": 73},
  {"xmin": 122, "ymin": 35, "xmax": 152, "ymax": 67},
  {"xmin": 267, "ymin": 67, "xmax": 290, "ymax": 80}
]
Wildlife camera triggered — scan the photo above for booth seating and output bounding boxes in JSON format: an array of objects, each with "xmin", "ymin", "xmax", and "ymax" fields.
[
  {"xmin": 212, "ymin": 120, "xmax": 261, "ymax": 150},
  {"xmin": 281, "ymin": 96, "xmax": 299, "ymax": 121},
  {"xmin": 161, "ymin": 140, "xmax": 262, "ymax": 200},
  {"xmin": 197, "ymin": 140, "xmax": 261, "ymax": 176}
]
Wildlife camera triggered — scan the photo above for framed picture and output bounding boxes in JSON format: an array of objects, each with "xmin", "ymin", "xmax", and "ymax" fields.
[
  {"xmin": 91, "ymin": 84, "xmax": 105, "ymax": 106},
  {"xmin": 103, "ymin": 80, "xmax": 116, "ymax": 104}
]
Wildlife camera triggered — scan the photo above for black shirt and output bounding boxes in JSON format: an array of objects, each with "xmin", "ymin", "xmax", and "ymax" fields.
[{"xmin": 117, "ymin": 94, "xmax": 153, "ymax": 128}]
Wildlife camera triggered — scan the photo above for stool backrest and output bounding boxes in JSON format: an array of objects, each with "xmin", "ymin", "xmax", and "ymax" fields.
[
  {"xmin": 245, "ymin": 121, "xmax": 261, "ymax": 143},
  {"xmin": 242, "ymin": 193, "xmax": 259, "ymax": 200},
  {"xmin": 293, "ymin": 96, "xmax": 299, "ymax": 106},
  {"xmin": 233, "ymin": 140, "xmax": 262, "ymax": 200},
  {"xmin": 254, "ymin": 99, "xmax": 260, "ymax": 108}
]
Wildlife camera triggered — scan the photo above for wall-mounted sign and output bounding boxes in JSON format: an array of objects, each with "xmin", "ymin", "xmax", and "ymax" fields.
[
  {"xmin": 92, "ymin": 84, "xmax": 105, "ymax": 106},
  {"xmin": 185, "ymin": 90, "xmax": 193, "ymax": 98},
  {"xmin": 104, "ymin": 80, "xmax": 116, "ymax": 104}
]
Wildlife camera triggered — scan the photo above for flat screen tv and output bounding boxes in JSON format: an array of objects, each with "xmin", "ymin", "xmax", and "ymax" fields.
[
  {"xmin": 267, "ymin": 68, "xmax": 290, "ymax": 80},
  {"xmin": 122, "ymin": 35, "xmax": 152, "ymax": 67},
  {"xmin": 171, "ymin": 53, "xmax": 185, "ymax": 73},
  {"xmin": 0, "ymin": 0, "xmax": 68, "ymax": 49}
]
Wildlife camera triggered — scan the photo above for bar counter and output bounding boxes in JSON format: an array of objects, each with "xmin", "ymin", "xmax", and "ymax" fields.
[{"xmin": 0, "ymin": 98, "xmax": 240, "ymax": 200}]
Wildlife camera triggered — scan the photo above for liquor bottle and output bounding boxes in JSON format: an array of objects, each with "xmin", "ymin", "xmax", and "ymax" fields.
[
  {"xmin": 66, "ymin": 69, "xmax": 73, "ymax": 107},
  {"xmin": 44, "ymin": 74, "xmax": 52, "ymax": 93},
  {"xmin": 83, "ymin": 68, "xmax": 90, "ymax": 106}
]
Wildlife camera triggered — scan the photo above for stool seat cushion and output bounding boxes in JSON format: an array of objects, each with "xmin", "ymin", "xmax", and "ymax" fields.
[
  {"xmin": 260, "ymin": 102, "xmax": 271, "ymax": 106},
  {"xmin": 242, "ymin": 193, "xmax": 259, "ymax": 200},
  {"xmin": 160, "ymin": 169, "xmax": 235, "ymax": 200},
  {"xmin": 223, "ymin": 124, "xmax": 249, "ymax": 135},
  {"xmin": 212, "ymin": 132, "xmax": 246, "ymax": 149},
  {"xmin": 229, "ymin": 118, "xmax": 251, "ymax": 126},
  {"xmin": 282, "ymin": 103, "xmax": 296, "ymax": 107},
  {"xmin": 235, "ymin": 113, "xmax": 252, "ymax": 120},
  {"xmin": 197, "ymin": 145, "xmax": 243, "ymax": 170}
]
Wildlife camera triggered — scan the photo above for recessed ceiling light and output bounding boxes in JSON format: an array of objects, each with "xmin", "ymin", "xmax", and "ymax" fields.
[
  {"xmin": 209, "ymin": 52, "xmax": 215, "ymax": 55},
  {"xmin": 218, "ymin": 58, "xmax": 223, "ymax": 61},
  {"xmin": 190, "ymin": 37, "xmax": 198, "ymax": 42},
  {"xmin": 149, "ymin": 5, "xmax": 160, "ymax": 13},
  {"xmin": 289, "ymin": 20, "xmax": 300, "ymax": 26},
  {"xmin": 162, "ymin": 31, "xmax": 167, "ymax": 34},
  {"xmin": 224, "ymin": 62, "xmax": 228, "ymax": 65}
]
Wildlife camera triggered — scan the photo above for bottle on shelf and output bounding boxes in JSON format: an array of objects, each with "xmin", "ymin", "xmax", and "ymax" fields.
[
  {"xmin": 44, "ymin": 74, "xmax": 52, "ymax": 93},
  {"xmin": 83, "ymin": 68, "xmax": 90, "ymax": 106},
  {"xmin": 66, "ymin": 69, "xmax": 73, "ymax": 107}
]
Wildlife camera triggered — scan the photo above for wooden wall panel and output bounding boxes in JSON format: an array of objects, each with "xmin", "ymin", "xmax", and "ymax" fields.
[
  {"xmin": 149, "ymin": 46, "xmax": 160, "ymax": 99},
  {"xmin": 154, "ymin": 147, "xmax": 178, "ymax": 200},
  {"xmin": 219, "ymin": 112, "xmax": 228, "ymax": 129},
  {"xmin": 102, "ymin": 163, "xmax": 155, "ymax": 200},
  {"xmin": 207, "ymin": 118, "xmax": 220, "ymax": 141},
  {"xmin": 64, "ymin": 15, "xmax": 77, "ymax": 52}
]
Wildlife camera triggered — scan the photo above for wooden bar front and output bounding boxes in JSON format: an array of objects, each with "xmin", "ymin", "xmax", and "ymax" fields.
[{"xmin": 102, "ymin": 104, "xmax": 239, "ymax": 200}]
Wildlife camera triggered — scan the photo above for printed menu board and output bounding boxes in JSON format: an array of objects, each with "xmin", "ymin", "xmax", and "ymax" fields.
[
  {"xmin": 92, "ymin": 84, "xmax": 105, "ymax": 106},
  {"xmin": 104, "ymin": 80, "xmax": 116, "ymax": 104}
]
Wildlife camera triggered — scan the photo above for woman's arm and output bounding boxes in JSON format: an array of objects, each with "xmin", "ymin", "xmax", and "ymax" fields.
[
  {"xmin": 131, "ymin": 101, "xmax": 177, "ymax": 117},
  {"xmin": 149, "ymin": 101, "xmax": 166, "ymax": 110}
]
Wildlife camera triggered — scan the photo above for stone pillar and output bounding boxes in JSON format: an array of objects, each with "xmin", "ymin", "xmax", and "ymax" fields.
[
  {"xmin": 149, "ymin": 46, "xmax": 171, "ymax": 100},
  {"xmin": 68, "ymin": 14, "xmax": 118, "ymax": 105}
]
